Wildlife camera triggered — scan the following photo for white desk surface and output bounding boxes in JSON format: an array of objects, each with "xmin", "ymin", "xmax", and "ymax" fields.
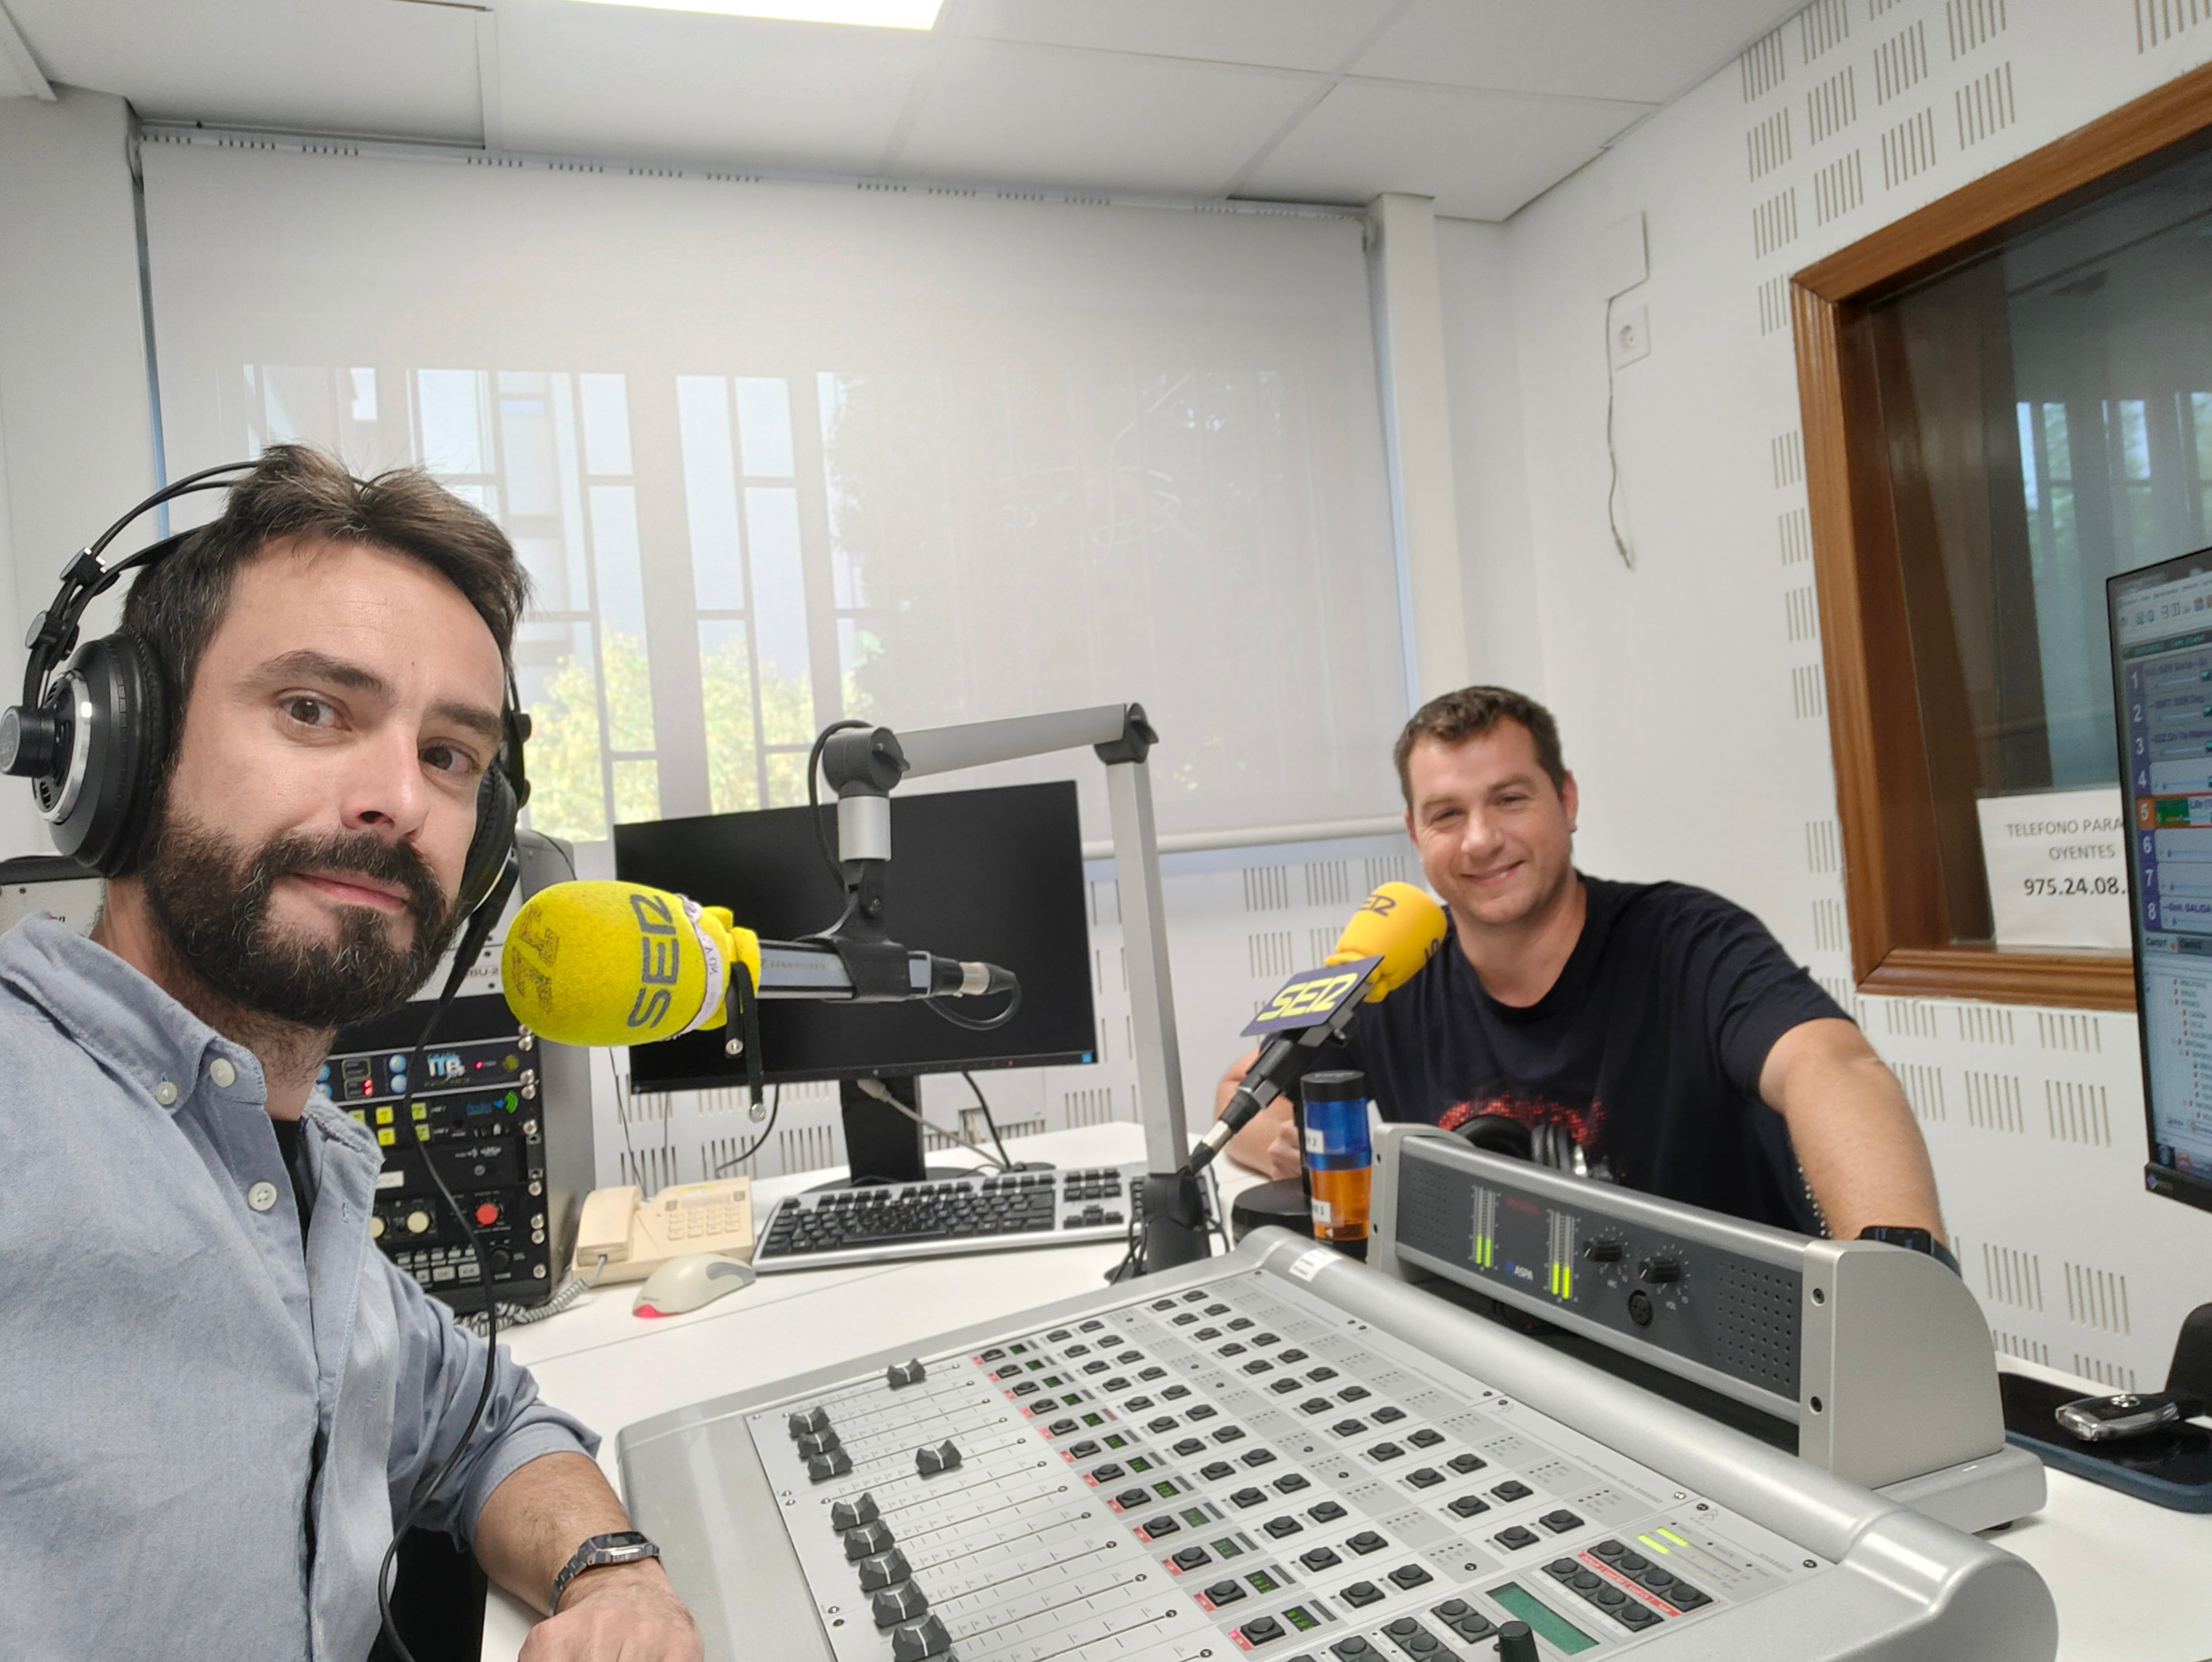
[{"xmin": 481, "ymin": 1124, "xmax": 2212, "ymax": 1662}]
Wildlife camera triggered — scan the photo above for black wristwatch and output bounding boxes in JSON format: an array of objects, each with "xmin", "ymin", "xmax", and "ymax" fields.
[{"xmin": 548, "ymin": 1530, "xmax": 661, "ymax": 1615}]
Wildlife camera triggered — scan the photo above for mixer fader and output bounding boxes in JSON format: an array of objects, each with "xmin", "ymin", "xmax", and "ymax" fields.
[{"xmin": 623, "ymin": 1230, "xmax": 2055, "ymax": 1662}]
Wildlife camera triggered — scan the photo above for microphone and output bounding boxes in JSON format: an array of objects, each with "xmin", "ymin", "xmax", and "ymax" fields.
[
  {"xmin": 499, "ymin": 880, "xmax": 1014, "ymax": 1049},
  {"xmin": 1190, "ymin": 881, "xmax": 1446, "ymax": 1173}
]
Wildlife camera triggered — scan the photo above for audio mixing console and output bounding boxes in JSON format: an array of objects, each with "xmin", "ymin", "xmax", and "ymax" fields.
[{"xmin": 620, "ymin": 1229, "xmax": 2055, "ymax": 1662}]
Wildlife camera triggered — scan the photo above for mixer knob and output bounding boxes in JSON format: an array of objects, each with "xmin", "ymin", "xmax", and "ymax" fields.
[
  {"xmin": 369, "ymin": 1216, "xmax": 386, "ymax": 1240},
  {"xmin": 856, "ymin": 1548, "xmax": 911, "ymax": 1592},
  {"xmin": 405, "ymin": 1209, "xmax": 433, "ymax": 1235},
  {"xmin": 915, "ymin": 1440, "xmax": 961, "ymax": 1475},
  {"xmin": 1641, "ymin": 1254, "xmax": 1683, "ymax": 1285},
  {"xmin": 1496, "ymin": 1620, "xmax": 1539, "ymax": 1662},
  {"xmin": 886, "ymin": 1358, "xmax": 927, "ymax": 1389},
  {"xmin": 1583, "ymin": 1238, "xmax": 1623, "ymax": 1263},
  {"xmin": 842, "ymin": 1520, "xmax": 895, "ymax": 1560},
  {"xmin": 830, "ymin": 1494, "xmax": 879, "ymax": 1532},
  {"xmin": 797, "ymin": 1430, "xmax": 842, "ymax": 1459},
  {"xmin": 890, "ymin": 1612, "xmax": 953, "ymax": 1662},
  {"xmin": 788, "ymin": 1407, "xmax": 830, "ymax": 1439},
  {"xmin": 806, "ymin": 1450, "xmax": 852, "ymax": 1482},
  {"xmin": 872, "ymin": 1582, "xmax": 929, "ymax": 1628}
]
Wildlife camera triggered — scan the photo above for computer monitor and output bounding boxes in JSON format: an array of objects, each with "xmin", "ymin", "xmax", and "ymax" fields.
[
  {"xmin": 2110, "ymin": 546, "xmax": 2212, "ymax": 1216},
  {"xmin": 612, "ymin": 780, "xmax": 1098, "ymax": 1181}
]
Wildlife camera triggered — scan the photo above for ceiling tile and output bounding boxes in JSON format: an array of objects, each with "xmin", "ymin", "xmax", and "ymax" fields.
[
  {"xmin": 1241, "ymin": 79, "xmax": 1649, "ymax": 221},
  {"xmin": 6, "ymin": 0, "xmax": 483, "ymax": 142},
  {"xmin": 895, "ymin": 40, "xmax": 1317, "ymax": 196},
  {"xmin": 1352, "ymin": 0, "xmax": 1803, "ymax": 104},
  {"xmin": 948, "ymin": 0, "xmax": 1401, "ymax": 74},
  {"xmin": 493, "ymin": 0, "xmax": 929, "ymax": 171}
]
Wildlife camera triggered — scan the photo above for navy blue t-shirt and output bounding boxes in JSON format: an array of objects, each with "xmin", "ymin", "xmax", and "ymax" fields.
[{"xmin": 1338, "ymin": 875, "xmax": 1846, "ymax": 1234}]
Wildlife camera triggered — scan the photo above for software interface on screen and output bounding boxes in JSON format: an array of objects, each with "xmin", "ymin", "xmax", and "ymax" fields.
[{"xmin": 2114, "ymin": 553, "xmax": 2212, "ymax": 1191}]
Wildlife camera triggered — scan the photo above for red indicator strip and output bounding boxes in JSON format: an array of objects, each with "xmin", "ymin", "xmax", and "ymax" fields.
[{"xmin": 1580, "ymin": 1553, "xmax": 1684, "ymax": 1616}]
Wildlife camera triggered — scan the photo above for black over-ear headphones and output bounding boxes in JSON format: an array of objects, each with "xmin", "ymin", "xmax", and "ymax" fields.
[{"xmin": 0, "ymin": 460, "xmax": 530, "ymax": 922}]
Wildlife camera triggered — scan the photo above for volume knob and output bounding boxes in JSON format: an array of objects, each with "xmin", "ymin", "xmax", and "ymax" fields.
[{"xmin": 1641, "ymin": 1254, "xmax": 1682, "ymax": 1285}]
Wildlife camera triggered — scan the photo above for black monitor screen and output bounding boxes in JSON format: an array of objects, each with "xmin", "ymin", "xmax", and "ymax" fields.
[
  {"xmin": 2111, "ymin": 545, "xmax": 2212, "ymax": 1216},
  {"xmin": 613, "ymin": 781, "xmax": 1097, "ymax": 1092}
]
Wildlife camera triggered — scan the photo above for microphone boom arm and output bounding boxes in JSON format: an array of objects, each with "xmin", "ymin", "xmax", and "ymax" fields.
[{"xmin": 815, "ymin": 704, "xmax": 1201, "ymax": 1276}]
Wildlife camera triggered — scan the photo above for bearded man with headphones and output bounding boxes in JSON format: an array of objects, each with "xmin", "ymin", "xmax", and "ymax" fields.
[{"xmin": 0, "ymin": 447, "xmax": 700, "ymax": 1661}]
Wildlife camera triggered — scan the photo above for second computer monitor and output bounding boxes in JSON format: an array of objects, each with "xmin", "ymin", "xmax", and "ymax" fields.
[{"xmin": 612, "ymin": 780, "xmax": 1097, "ymax": 1094}]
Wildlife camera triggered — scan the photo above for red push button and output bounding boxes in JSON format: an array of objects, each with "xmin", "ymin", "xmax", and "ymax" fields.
[{"xmin": 474, "ymin": 1202, "xmax": 499, "ymax": 1226}]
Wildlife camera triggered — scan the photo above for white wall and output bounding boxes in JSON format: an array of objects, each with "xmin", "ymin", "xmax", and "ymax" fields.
[
  {"xmin": 0, "ymin": 86, "xmax": 159, "ymax": 861},
  {"xmin": 1453, "ymin": 0, "xmax": 2212, "ymax": 1388}
]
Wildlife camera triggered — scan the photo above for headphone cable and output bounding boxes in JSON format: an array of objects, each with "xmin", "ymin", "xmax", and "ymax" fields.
[{"xmin": 375, "ymin": 858, "xmax": 518, "ymax": 1662}]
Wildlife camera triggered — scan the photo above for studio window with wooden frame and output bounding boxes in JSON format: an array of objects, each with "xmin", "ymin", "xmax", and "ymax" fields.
[{"xmin": 1795, "ymin": 63, "xmax": 2212, "ymax": 1011}]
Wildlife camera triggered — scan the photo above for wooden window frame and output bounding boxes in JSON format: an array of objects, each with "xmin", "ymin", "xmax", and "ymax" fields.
[{"xmin": 1793, "ymin": 60, "xmax": 2212, "ymax": 1012}]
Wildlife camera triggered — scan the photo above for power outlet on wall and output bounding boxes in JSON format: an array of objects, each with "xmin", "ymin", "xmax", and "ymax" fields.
[{"xmin": 1610, "ymin": 303, "xmax": 1651, "ymax": 369}]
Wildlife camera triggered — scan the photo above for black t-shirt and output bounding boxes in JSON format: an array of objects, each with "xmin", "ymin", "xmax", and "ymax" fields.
[
  {"xmin": 271, "ymin": 1116, "xmax": 315, "ymax": 1248},
  {"xmin": 1339, "ymin": 875, "xmax": 1846, "ymax": 1234}
]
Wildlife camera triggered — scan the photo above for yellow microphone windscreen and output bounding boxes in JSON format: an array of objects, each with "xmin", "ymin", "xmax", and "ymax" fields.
[
  {"xmin": 1326, "ymin": 881, "xmax": 1447, "ymax": 999},
  {"xmin": 502, "ymin": 881, "xmax": 719, "ymax": 1048}
]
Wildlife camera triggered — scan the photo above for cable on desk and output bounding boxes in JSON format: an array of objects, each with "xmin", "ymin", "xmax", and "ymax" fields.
[
  {"xmin": 462, "ymin": 1253, "xmax": 609, "ymax": 1336},
  {"xmin": 962, "ymin": 1070, "xmax": 1018, "ymax": 1171},
  {"xmin": 855, "ymin": 1076, "xmax": 1009, "ymax": 1170}
]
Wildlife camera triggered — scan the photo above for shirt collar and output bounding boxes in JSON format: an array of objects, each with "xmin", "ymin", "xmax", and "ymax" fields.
[{"xmin": 0, "ymin": 916, "xmax": 266, "ymax": 1112}]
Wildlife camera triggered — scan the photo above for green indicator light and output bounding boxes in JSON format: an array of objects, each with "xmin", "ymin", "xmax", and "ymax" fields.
[
  {"xmin": 1284, "ymin": 1606, "xmax": 1320, "ymax": 1633},
  {"xmin": 1657, "ymin": 1528, "xmax": 1690, "ymax": 1548},
  {"xmin": 1212, "ymin": 1536, "xmax": 1244, "ymax": 1558},
  {"xmin": 1490, "ymin": 1582, "xmax": 1598, "ymax": 1654},
  {"xmin": 1248, "ymin": 1570, "xmax": 1279, "ymax": 1594},
  {"xmin": 1181, "ymin": 1507, "xmax": 1210, "ymax": 1528}
]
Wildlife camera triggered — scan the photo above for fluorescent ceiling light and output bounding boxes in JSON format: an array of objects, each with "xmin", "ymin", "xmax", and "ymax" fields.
[{"xmin": 567, "ymin": 0, "xmax": 942, "ymax": 25}]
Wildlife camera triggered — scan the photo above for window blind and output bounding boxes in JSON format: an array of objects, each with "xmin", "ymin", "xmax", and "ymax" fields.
[{"xmin": 140, "ymin": 135, "xmax": 1408, "ymax": 846}]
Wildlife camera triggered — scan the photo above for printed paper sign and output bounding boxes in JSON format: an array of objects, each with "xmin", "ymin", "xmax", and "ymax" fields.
[{"xmin": 1976, "ymin": 788, "xmax": 2129, "ymax": 950}]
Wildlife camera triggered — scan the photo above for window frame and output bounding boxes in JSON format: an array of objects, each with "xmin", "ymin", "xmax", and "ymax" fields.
[{"xmin": 1792, "ymin": 59, "xmax": 2212, "ymax": 1012}]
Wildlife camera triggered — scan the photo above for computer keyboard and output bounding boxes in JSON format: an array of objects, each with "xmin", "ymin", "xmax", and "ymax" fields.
[{"xmin": 751, "ymin": 1161, "xmax": 1213, "ymax": 1273}]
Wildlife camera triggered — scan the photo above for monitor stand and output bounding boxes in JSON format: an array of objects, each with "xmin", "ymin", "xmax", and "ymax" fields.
[{"xmin": 812, "ymin": 1075, "xmax": 972, "ymax": 1191}]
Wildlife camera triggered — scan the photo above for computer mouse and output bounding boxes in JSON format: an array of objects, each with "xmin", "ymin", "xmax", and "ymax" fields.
[{"xmin": 634, "ymin": 1252, "xmax": 757, "ymax": 1318}]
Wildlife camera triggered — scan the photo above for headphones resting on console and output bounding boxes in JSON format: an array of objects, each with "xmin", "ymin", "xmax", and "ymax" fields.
[{"xmin": 0, "ymin": 460, "xmax": 530, "ymax": 925}]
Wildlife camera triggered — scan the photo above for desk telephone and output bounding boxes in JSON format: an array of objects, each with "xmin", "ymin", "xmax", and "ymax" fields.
[{"xmin": 572, "ymin": 1178, "xmax": 756, "ymax": 1284}]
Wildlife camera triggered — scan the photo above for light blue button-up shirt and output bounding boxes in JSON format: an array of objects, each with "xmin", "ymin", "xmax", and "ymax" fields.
[{"xmin": 0, "ymin": 916, "xmax": 598, "ymax": 1660}]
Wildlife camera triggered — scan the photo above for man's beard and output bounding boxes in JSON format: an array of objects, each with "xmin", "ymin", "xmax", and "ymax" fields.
[{"xmin": 141, "ymin": 813, "xmax": 456, "ymax": 1032}]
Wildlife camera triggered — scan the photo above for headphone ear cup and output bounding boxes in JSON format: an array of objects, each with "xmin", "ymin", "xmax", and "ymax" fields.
[
  {"xmin": 457, "ymin": 761, "xmax": 517, "ymax": 921},
  {"xmin": 46, "ymin": 633, "xmax": 167, "ymax": 878}
]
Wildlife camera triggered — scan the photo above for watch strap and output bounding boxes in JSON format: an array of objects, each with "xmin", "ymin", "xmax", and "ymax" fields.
[{"xmin": 548, "ymin": 1529, "xmax": 661, "ymax": 1616}]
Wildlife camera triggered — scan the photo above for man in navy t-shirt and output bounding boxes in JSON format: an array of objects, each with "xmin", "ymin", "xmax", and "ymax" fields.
[{"xmin": 1215, "ymin": 686, "xmax": 1944, "ymax": 1241}]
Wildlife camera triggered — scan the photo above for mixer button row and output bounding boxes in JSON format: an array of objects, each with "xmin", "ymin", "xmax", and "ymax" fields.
[
  {"xmin": 1583, "ymin": 1541, "xmax": 1711, "ymax": 1610},
  {"xmin": 1380, "ymin": 1615, "xmax": 1450, "ymax": 1658},
  {"xmin": 1432, "ymin": 1598, "xmax": 1498, "ymax": 1646}
]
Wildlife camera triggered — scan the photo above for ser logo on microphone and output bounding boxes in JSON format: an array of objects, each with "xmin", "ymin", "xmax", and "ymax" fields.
[
  {"xmin": 1243, "ymin": 955, "xmax": 1382, "ymax": 1036},
  {"xmin": 630, "ymin": 889, "xmax": 683, "ymax": 1030}
]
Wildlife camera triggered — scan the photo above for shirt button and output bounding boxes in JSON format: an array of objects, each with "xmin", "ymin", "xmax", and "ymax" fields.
[
  {"xmin": 246, "ymin": 1180, "xmax": 280, "ymax": 1213},
  {"xmin": 210, "ymin": 1058, "xmax": 238, "ymax": 1088},
  {"xmin": 152, "ymin": 1079, "xmax": 179, "ymax": 1107}
]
